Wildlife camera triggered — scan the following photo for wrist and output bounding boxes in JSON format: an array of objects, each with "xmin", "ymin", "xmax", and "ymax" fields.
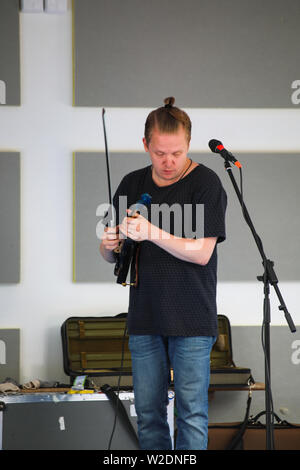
[{"xmin": 100, "ymin": 242, "xmax": 117, "ymax": 263}]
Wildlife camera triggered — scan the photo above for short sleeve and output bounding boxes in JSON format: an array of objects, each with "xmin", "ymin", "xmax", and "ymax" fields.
[
  {"xmin": 112, "ymin": 176, "xmax": 129, "ymax": 226},
  {"xmin": 194, "ymin": 172, "xmax": 227, "ymax": 243},
  {"xmin": 111, "ymin": 167, "xmax": 149, "ymax": 226}
]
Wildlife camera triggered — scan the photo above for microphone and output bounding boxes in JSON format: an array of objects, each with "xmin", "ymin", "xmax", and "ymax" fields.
[
  {"xmin": 128, "ymin": 193, "xmax": 152, "ymax": 217},
  {"xmin": 208, "ymin": 139, "xmax": 242, "ymax": 168}
]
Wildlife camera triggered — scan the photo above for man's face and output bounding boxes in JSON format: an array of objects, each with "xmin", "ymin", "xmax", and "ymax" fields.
[{"xmin": 143, "ymin": 126, "xmax": 190, "ymax": 186}]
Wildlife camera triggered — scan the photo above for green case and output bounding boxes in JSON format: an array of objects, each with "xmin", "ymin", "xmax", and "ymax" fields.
[
  {"xmin": 61, "ymin": 313, "xmax": 132, "ymax": 386},
  {"xmin": 210, "ymin": 315, "xmax": 253, "ymax": 387}
]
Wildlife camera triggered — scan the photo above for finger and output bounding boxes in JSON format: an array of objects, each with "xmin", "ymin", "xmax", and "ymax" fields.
[
  {"xmin": 127, "ymin": 216, "xmax": 141, "ymax": 227},
  {"xmin": 107, "ymin": 232, "xmax": 118, "ymax": 240},
  {"xmin": 101, "ymin": 230, "xmax": 119, "ymax": 242},
  {"xmin": 106, "ymin": 226, "xmax": 118, "ymax": 234},
  {"xmin": 104, "ymin": 242, "xmax": 119, "ymax": 251},
  {"xmin": 101, "ymin": 230, "xmax": 114, "ymax": 239},
  {"xmin": 119, "ymin": 223, "xmax": 128, "ymax": 237},
  {"xmin": 125, "ymin": 221, "xmax": 139, "ymax": 233}
]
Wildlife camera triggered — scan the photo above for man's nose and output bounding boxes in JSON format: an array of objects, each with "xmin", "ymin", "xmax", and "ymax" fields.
[{"xmin": 163, "ymin": 155, "xmax": 174, "ymax": 167}]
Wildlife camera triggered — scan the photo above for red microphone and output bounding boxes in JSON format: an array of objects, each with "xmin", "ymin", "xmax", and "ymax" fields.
[{"xmin": 209, "ymin": 139, "xmax": 242, "ymax": 168}]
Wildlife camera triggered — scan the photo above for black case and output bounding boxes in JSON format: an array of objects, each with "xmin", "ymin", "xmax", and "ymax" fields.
[
  {"xmin": 61, "ymin": 313, "xmax": 253, "ymax": 387},
  {"xmin": 208, "ymin": 411, "xmax": 300, "ymax": 450}
]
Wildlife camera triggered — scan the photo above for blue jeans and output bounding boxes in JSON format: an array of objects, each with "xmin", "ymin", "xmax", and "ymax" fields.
[{"xmin": 129, "ymin": 334, "xmax": 215, "ymax": 450}]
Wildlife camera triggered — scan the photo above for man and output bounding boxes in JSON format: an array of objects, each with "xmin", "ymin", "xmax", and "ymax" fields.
[{"xmin": 100, "ymin": 97, "xmax": 227, "ymax": 450}]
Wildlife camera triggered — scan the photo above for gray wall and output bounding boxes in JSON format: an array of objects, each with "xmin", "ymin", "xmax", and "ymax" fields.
[
  {"xmin": 73, "ymin": 152, "xmax": 149, "ymax": 282},
  {"xmin": 0, "ymin": 0, "xmax": 20, "ymax": 106},
  {"xmin": 0, "ymin": 329, "xmax": 20, "ymax": 383},
  {"xmin": 74, "ymin": 151, "xmax": 300, "ymax": 283},
  {"xmin": 73, "ymin": 0, "xmax": 300, "ymax": 107},
  {"xmin": 0, "ymin": 152, "xmax": 20, "ymax": 283}
]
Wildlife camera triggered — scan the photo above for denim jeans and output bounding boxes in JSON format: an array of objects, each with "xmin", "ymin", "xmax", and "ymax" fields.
[{"xmin": 129, "ymin": 334, "xmax": 215, "ymax": 450}]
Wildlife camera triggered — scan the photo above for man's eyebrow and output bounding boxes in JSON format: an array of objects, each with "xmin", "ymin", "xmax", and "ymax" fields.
[{"xmin": 154, "ymin": 148, "xmax": 183, "ymax": 154}]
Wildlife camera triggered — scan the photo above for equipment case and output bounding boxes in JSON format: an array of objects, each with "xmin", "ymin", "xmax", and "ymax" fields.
[
  {"xmin": 210, "ymin": 314, "xmax": 253, "ymax": 387},
  {"xmin": 208, "ymin": 411, "xmax": 300, "ymax": 450},
  {"xmin": 61, "ymin": 313, "xmax": 253, "ymax": 387},
  {"xmin": 61, "ymin": 313, "xmax": 132, "ymax": 387},
  {"xmin": 0, "ymin": 392, "xmax": 140, "ymax": 450}
]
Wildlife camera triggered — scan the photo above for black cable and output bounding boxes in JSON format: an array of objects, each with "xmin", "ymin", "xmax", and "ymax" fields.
[{"xmin": 107, "ymin": 319, "xmax": 128, "ymax": 450}]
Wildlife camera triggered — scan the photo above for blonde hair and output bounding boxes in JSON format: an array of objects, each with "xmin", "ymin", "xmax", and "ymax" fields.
[{"xmin": 144, "ymin": 97, "xmax": 192, "ymax": 145}]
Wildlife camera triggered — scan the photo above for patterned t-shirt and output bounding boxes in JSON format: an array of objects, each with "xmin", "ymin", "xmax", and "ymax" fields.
[{"xmin": 112, "ymin": 163, "xmax": 227, "ymax": 337}]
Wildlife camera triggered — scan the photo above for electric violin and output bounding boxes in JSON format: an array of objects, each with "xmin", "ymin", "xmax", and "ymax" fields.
[{"xmin": 101, "ymin": 109, "xmax": 151, "ymax": 286}]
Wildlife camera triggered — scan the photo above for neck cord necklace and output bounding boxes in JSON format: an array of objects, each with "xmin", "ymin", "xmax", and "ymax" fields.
[
  {"xmin": 151, "ymin": 158, "xmax": 193, "ymax": 186},
  {"xmin": 178, "ymin": 158, "xmax": 193, "ymax": 182}
]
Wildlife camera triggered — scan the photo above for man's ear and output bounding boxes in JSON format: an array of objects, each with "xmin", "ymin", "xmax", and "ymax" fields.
[{"xmin": 142, "ymin": 137, "xmax": 149, "ymax": 152}]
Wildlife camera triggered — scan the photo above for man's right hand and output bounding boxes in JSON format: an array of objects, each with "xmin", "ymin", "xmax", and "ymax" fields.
[{"xmin": 100, "ymin": 226, "xmax": 120, "ymax": 262}]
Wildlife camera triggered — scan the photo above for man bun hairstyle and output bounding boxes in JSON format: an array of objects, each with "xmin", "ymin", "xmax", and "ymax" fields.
[
  {"xmin": 144, "ymin": 97, "xmax": 192, "ymax": 145},
  {"xmin": 164, "ymin": 96, "xmax": 175, "ymax": 108}
]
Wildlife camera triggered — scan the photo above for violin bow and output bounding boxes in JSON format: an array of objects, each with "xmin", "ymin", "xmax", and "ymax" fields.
[{"xmin": 102, "ymin": 108, "xmax": 112, "ymax": 207}]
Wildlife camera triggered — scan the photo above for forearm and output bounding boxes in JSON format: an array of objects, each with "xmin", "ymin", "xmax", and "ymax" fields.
[
  {"xmin": 151, "ymin": 226, "xmax": 217, "ymax": 265},
  {"xmin": 119, "ymin": 214, "xmax": 217, "ymax": 265}
]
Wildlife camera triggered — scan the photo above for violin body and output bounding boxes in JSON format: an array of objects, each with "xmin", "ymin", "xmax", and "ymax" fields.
[
  {"xmin": 114, "ymin": 238, "xmax": 139, "ymax": 286},
  {"xmin": 113, "ymin": 193, "xmax": 152, "ymax": 287}
]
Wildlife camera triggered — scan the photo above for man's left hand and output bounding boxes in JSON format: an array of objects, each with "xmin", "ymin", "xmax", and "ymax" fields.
[{"xmin": 119, "ymin": 210, "xmax": 156, "ymax": 242}]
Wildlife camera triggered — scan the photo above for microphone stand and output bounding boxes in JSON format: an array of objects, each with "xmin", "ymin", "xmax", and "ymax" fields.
[{"xmin": 222, "ymin": 158, "xmax": 296, "ymax": 450}]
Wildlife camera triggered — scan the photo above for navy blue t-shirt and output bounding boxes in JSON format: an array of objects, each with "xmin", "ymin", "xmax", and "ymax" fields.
[{"xmin": 112, "ymin": 163, "xmax": 227, "ymax": 337}]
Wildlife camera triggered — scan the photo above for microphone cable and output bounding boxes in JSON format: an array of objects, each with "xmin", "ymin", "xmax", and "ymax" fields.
[
  {"xmin": 104, "ymin": 316, "xmax": 139, "ymax": 450},
  {"xmin": 107, "ymin": 318, "xmax": 127, "ymax": 450}
]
